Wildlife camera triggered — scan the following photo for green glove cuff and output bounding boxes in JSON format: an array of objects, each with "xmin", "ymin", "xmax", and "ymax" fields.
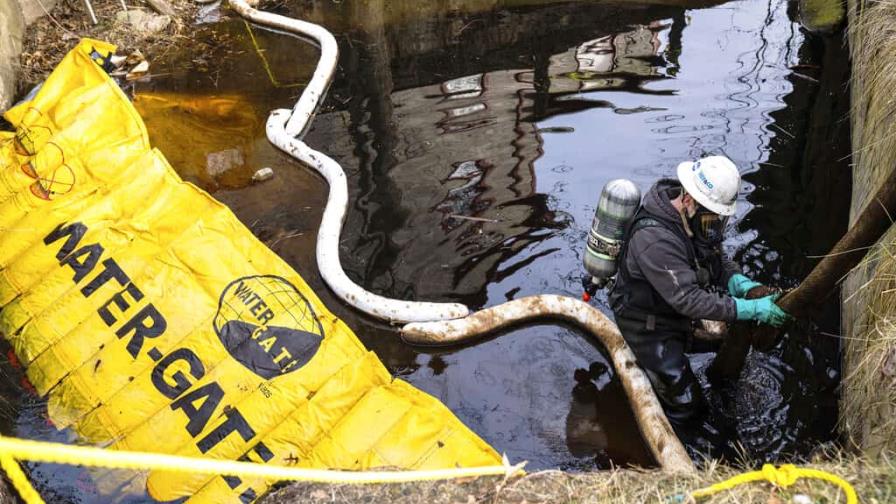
[
  {"xmin": 734, "ymin": 297, "xmax": 755, "ymax": 321},
  {"xmin": 728, "ymin": 273, "xmax": 762, "ymax": 297}
]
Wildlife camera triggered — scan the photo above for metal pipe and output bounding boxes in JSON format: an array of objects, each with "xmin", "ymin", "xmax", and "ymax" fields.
[
  {"xmin": 402, "ymin": 295, "xmax": 695, "ymax": 472},
  {"xmin": 83, "ymin": 0, "xmax": 98, "ymax": 24}
]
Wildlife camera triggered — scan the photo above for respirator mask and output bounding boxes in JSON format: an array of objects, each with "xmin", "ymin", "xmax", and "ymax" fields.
[{"xmin": 691, "ymin": 206, "xmax": 728, "ymax": 245}]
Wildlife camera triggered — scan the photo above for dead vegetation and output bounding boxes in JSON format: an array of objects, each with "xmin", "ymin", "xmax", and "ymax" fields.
[
  {"xmin": 260, "ymin": 451, "xmax": 896, "ymax": 504},
  {"xmin": 839, "ymin": 0, "xmax": 896, "ymax": 458},
  {"xmin": 17, "ymin": 0, "xmax": 199, "ymax": 90}
]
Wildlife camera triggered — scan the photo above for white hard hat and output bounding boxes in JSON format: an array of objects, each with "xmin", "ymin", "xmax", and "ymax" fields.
[{"xmin": 676, "ymin": 155, "xmax": 740, "ymax": 216}]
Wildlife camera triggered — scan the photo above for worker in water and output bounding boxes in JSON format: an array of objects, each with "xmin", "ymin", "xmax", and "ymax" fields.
[{"xmin": 608, "ymin": 155, "xmax": 790, "ymax": 429}]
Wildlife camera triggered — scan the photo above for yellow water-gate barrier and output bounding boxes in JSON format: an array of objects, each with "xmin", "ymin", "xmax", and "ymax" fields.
[{"xmin": 0, "ymin": 39, "xmax": 501, "ymax": 502}]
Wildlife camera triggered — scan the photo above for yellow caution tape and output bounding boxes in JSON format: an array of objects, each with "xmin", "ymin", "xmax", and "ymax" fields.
[
  {"xmin": 243, "ymin": 21, "xmax": 306, "ymax": 89},
  {"xmin": 689, "ymin": 463, "xmax": 857, "ymax": 504},
  {"xmin": 0, "ymin": 433, "xmax": 524, "ymax": 504}
]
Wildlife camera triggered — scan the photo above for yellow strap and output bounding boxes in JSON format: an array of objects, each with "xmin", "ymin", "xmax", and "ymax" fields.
[
  {"xmin": 0, "ymin": 454, "xmax": 44, "ymax": 504},
  {"xmin": 690, "ymin": 463, "xmax": 857, "ymax": 504},
  {"xmin": 243, "ymin": 20, "xmax": 306, "ymax": 88},
  {"xmin": 0, "ymin": 433, "xmax": 524, "ymax": 502}
]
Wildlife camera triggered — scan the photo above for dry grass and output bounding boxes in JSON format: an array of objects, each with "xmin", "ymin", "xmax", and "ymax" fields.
[
  {"xmin": 17, "ymin": 0, "xmax": 198, "ymax": 89},
  {"xmin": 260, "ymin": 452, "xmax": 896, "ymax": 504},
  {"xmin": 847, "ymin": 0, "xmax": 896, "ymax": 218},
  {"xmin": 840, "ymin": 226, "xmax": 896, "ymax": 457},
  {"xmin": 840, "ymin": 0, "xmax": 896, "ymax": 458}
]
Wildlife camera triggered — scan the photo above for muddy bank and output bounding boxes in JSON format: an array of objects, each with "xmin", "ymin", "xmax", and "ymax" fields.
[
  {"xmin": 14, "ymin": 0, "xmax": 198, "ymax": 93},
  {"xmin": 839, "ymin": 0, "xmax": 896, "ymax": 458}
]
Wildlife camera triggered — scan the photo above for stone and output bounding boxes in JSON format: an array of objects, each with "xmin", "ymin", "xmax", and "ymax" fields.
[
  {"xmin": 799, "ymin": 0, "xmax": 846, "ymax": 34},
  {"xmin": 0, "ymin": 0, "xmax": 25, "ymax": 112},
  {"xmin": 115, "ymin": 9, "xmax": 171, "ymax": 35},
  {"xmin": 16, "ymin": 0, "xmax": 58, "ymax": 25},
  {"xmin": 252, "ymin": 167, "xmax": 274, "ymax": 183},
  {"xmin": 206, "ymin": 149, "xmax": 245, "ymax": 177}
]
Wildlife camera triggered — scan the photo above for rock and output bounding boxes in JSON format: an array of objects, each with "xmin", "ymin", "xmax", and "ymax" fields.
[
  {"xmin": 206, "ymin": 149, "xmax": 245, "ymax": 177},
  {"xmin": 115, "ymin": 9, "xmax": 171, "ymax": 35},
  {"xmin": 252, "ymin": 167, "xmax": 274, "ymax": 183},
  {"xmin": 196, "ymin": 1, "xmax": 223, "ymax": 24},
  {"xmin": 126, "ymin": 60, "xmax": 150, "ymax": 81},
  {"xmin": 0, "ymin": 0, "xmax": 25, "ymax": 112},
  {"xmin": 16, "ymin": 0, "xmax": 59, "ymax": 25},
  {"xmin": 799, "ymin": 0, "xmax": 845, "ymax": 34},
  {"xmin": 144, "ymin": 0, "xmax": 176, "ymax": 17}
]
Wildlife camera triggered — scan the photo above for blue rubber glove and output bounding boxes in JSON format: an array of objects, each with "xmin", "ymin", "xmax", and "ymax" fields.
[
  {"xmin": 727, "ymin": 273, "xmax": 763, "ymax": 297},
  {"xmin": 734, "ymin": 294, "xmax": 791, "ymax": 327}
]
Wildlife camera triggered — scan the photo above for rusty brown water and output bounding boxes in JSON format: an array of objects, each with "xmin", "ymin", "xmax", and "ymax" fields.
[{"xmin": 7, "ymin": 0, "xmax": 851, "ymax": 499}]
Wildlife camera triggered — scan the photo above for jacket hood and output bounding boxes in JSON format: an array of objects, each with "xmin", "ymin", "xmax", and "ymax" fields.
[{"xmin": 641, "ymin": 178, "xmax": 685, "ymax": 227}]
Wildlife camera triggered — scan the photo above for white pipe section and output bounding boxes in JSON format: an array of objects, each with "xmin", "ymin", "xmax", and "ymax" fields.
[
  {"xmin": 402, "ymin": 295, "xmax": 696, "ymax": 473},
  {"xmin": 227, "ymin": 0, "xmax": 470, "ymax": 323}
]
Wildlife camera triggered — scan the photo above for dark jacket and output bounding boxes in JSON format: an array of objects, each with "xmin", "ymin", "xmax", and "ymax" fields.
[{"xmin": 609, "ymin": 179, "xmax": 738, "ymax": 323}]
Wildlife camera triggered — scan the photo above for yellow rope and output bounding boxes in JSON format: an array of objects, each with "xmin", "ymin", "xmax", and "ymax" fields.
[
  {"xmin": 243, "ymin": 20, "xmax": 307, "ymax": 89},
  {"xmin": 0, "ymin": 435, "xmax": 858, "ymax": 504},
  {"xmin": 0, "ymin": 454, "xmax": 44, "ymax": 504},
  {"xmin": 689, "ymin": 463, "xmax": 857, "ymax": 503},
  {"xmin": 0, "ymin": 434, "xmax": 525, "ymax": 503}
]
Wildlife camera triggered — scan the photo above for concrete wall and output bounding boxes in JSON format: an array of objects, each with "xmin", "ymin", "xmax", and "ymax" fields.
[
  {"xmin": 0, "ymin": 0, "xmax": 24, "ymax": 112},
  {"xmin": 839, "ymin": 0, "xmax": 896, "ymax": 457},
  {"xmin": 18, "ymin": 0, "xmax": 57, "ymax": 25}
]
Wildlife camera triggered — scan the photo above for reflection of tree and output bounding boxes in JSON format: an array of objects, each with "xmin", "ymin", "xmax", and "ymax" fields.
[
  {"xmin": 306, "ymin": 2, "xmax": 686, "ymax": 307},
  {"xmin": 548, "ymin": 23, "xmax": 668, "ymax": 94}
]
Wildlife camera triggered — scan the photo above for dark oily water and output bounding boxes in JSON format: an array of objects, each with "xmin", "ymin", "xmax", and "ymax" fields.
[{"xmin": 6, "ymin": 0, "xmax": 850, "ymax": 500}]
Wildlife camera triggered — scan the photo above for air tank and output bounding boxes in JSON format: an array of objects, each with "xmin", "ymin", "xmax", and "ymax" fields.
[{"xmin": 583, "ymin": 179, "xmax": 641, "ymax": 288}]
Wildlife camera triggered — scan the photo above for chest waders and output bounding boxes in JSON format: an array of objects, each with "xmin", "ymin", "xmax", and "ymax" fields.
[{"xmin": 609, "ymin": 210, "xmax": 715, "ymax": 426}]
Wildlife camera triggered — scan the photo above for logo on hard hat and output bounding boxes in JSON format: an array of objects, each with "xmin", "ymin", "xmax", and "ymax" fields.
[
  {"xmin": 697, "ymin": 170, "xmax": 714, "ymax": 190},
  {"xmin": 691, "ymin": 161, "xmax": 715, "ymax": 192},
  {"xmin": 214, "ymin": 275, "xmax": 324, "ymax": 380}
]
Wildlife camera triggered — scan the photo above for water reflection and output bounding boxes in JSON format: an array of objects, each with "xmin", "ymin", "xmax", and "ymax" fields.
[{"xmin": 302, "ymin": 0, "xmax": 846, "ymax": 469}]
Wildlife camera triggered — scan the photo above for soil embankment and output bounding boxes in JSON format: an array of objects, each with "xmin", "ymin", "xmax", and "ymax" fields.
[{"xmin": 839, "ymin": 0, "xmax": 896, "ymax": 458}]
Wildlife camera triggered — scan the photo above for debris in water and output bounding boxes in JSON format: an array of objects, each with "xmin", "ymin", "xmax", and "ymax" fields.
[
  {"xmin": 613, "ymin": 106, "xmax": 667, "ymax": 115},
  {"xmin": 536, "ymin": 126, "xmax": 575, "ymax": 133},
  {"xmin": 125, "ymin": 60, "xmax": 150, "ymax": 81},
  {"xmin": 206, "ymin": 148, "xmax": 245, "ymax": 177},
  {"xmin": 252, "ymin": 167, "xmax": 274, "ymax": 183},
  {"xmin": 448, "ymin": 214, "xmax": 498, "ymax": 223},
  {"xmin": 196, "ymin": 1, "xmax": 224, "ymax": 24}
]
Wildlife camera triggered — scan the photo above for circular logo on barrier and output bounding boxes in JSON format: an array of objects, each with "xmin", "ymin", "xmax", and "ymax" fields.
[{"xmin": 213, "ymin": 275, "xmax": 324, "ymax": 380}]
